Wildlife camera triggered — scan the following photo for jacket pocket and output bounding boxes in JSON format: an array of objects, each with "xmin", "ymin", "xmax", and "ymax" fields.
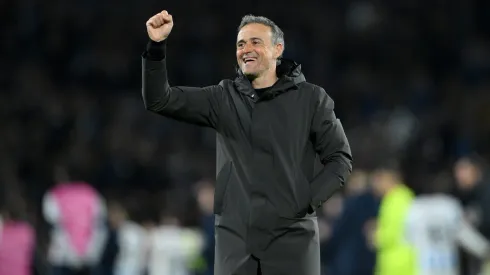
[
  {"xmin": 294, "ymin": 169, "xmax": 312, "ymax": 218},
  {"xmin": 214, "ymin": 161, "xmax": 233, "ymax": 215}
]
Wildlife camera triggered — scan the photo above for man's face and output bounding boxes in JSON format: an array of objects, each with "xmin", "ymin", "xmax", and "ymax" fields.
[{"xmin": 236, "ymin": 23, "xmax": 283, "ymax": 78}]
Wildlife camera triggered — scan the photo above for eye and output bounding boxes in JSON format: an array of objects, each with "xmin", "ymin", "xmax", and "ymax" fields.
[
  {"xmin": 252, "ymin": 40, "xmax": 261, "ymax": 45},
  {"xmin": 237, "ymin": 42, "xmax": 244, "ymax": 49}
]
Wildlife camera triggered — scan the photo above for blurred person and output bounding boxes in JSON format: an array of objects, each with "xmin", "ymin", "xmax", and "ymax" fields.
[
  {"xmin": 369, "ymin": 164, "xmax": 415, "ymax": 275},
  {"xmin": 317, "ymin": 193, "xmax": 343, "ymax": 247},
  {"xmin": 43, "ymin": 166, "xmax": 107, "ymax": 275},
  {"xmin": 148, "ymin": 211, "xmax": 204, "ymax": 275},
  {"xmin": 0, "ymin": 199, "xmax": 36, "ymax": 275},
  {"xmin": 321, "ymin": 170, "xmax": 380, "ymax": 275},
  {"xmin": 405, "ymin": 174, "xmax": 490, "ymax": 275},
  {"xmin": 321, "ymin": 193, "xmax": 344, "ymax": 221},
  {"xmin": 93, "ymin": 219, "xmax": 118, "ymax": 275},
  {"xmin": 453, "ymin": 155, "xmax": 490, "ymax": 275},
  {"xmin": 0, "ymin": 211, "xmax": 2, "ymax": 244},
  {"xmin": 107, "ymin": 200, "xmax": 148, "ymax": 275},
  {"xmin": 454, "ymin": 155, "xmax": 490, "ymax": 237},
  {"xmin": 142, "ymin": 11, "xmax": 352, "ymax": 275},
  {"xmin": 195, "ymin": 180, "xmax": 216, "ymax": 275}
]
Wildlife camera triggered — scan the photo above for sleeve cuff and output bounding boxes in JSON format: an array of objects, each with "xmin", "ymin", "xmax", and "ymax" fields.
[{"xmin": 145, "ymin": 40, "xmax": 167, "ymax": 61}]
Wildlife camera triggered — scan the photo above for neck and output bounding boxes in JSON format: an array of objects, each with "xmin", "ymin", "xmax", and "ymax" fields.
[{"xmin": 251, "ymin": 68, "xmax": 278, "ymax": 89}]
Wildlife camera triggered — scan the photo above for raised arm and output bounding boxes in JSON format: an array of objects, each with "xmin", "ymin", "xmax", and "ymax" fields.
[
  {"xmin": 308, "ymin": 87, "xmax": 353, "ymax": 212},
  {"xmin": 143, "ymin": 10, "xmax": 224, "ymax": 128}
]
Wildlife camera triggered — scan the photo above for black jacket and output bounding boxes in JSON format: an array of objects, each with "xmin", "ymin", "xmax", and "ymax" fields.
[{"xmin": 142, "ymin": 41, "xmax": 353, "ymax": 255}]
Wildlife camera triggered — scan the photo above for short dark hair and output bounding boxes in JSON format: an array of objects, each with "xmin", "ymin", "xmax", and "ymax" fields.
[{"xmin": 238, "ymin": 15, "xmax": 285, "ymax": 50}]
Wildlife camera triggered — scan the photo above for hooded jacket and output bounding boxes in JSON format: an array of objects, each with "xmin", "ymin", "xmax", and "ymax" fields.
[{"xmin": 142, "ymin": 40, "xmax": 353, "ymax": 255}]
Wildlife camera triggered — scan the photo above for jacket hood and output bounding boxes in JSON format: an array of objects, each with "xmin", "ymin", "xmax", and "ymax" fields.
[{"xmin": 235, "ymin": 58, "xmax": 306, "ymax": 99}]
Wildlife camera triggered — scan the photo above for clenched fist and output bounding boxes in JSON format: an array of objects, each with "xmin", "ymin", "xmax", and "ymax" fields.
[{"xmin": 146, "ymin": 10, "xmax": 174, "ymax": 42}]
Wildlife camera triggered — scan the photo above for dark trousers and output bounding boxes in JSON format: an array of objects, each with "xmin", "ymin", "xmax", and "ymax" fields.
[{"xmin": 214, "ymin": 216, "xmax": 321, "ymax": 275}]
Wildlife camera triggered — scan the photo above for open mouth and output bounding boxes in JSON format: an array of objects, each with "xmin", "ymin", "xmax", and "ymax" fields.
[{"xmin": 243, "ymin": 57, "xmax": 257, "ymax": 64}]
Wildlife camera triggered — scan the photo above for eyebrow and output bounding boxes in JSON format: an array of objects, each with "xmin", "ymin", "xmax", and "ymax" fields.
[{"xmin": 236, "ymin": 37, "xmax": 263, "ymax": 45}]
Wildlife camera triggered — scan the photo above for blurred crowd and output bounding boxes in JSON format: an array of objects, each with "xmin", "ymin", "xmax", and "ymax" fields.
[
  {"xmin": 1, "ymin": 0, "xmax": 490, "ymax": 274},
  {"xmin": 1, "ymin": 157, "xmax": 489, "ymax": 275}
]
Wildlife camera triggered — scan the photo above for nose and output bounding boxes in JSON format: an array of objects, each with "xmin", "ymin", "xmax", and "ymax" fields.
[{"xmin": 243, "ymin": 42, "xmax": 254, "ymax": 53}]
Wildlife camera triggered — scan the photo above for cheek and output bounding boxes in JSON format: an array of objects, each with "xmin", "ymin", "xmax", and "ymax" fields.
[
  {"xmin": 261, "ymin": 50, "xmax": 275, "ymax": 63},
  {"xmin": 236, "ymin": 50, "xmax": 244, "ymax": 60}
]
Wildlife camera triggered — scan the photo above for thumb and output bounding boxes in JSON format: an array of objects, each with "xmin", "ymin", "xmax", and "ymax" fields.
[{"xmin": 146, "ymin": 19, "xmax": 155, "ymax": 28}]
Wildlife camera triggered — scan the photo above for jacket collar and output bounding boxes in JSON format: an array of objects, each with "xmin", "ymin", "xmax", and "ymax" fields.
[{"xmin": 234, "ymin": 59, "xmax": 306, "ymax": 100}]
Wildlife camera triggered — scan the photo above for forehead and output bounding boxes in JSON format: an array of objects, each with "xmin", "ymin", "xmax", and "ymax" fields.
[{"xmin": 237, "ymin": 23, "xmax": 273, "ymax": 42}]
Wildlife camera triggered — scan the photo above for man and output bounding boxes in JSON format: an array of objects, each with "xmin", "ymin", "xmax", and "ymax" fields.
[
  {"xmin": 142, "ymin": 11, "xmax": 352, "ymax": 275},
  {"xmin": 369, "ymin": 165, "xmax": 415, "ymax": 275},
  {"xmin": 405, "ymin": 175, "xmax": 490, "ymax": 275}
]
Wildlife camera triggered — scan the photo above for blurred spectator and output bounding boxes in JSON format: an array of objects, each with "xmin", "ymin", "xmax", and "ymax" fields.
[
  {"xmin": 454, "ymin": 155, "xmax": 490, "ymax": 236},
  {"xmin": 0, "ymin": 198, "xmax": 36, "ymax": 275},
  {"xmin": 370, "ymin": 165, "xmax": 415, "ymax": 275},
  {"xmin": 406, "ymin": 172, "xmax": 490, "ymax": 275},
  {"xmin": 317, "ymin": 193, "xmax": 344, "ymax": 247},
  {"xmin": 148, "ymin": 210, "xmax": 204, "ymax": 275},
  {"xmin": 42, "ymin": 166, "xmax": 107, "ymax": 275},
  {"xmin": 195, "ymin": 179, "xmax": 215, "ymax": 275},
  {"xmin": 321, "ymin": 170, "xmax": 380, "ymax": 275},
  {"xmin": 107, "ymin": 200, "xmax": 148, "ymax": 275},
  {"xmin": 454, "ymin": 155, "xmax": 490, "ymax": 274}
]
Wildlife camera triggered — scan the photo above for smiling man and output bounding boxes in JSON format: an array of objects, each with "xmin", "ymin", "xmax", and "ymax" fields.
[{"xmin": 142, "ymin": 11, "xmax": 353, "ymax": 275}]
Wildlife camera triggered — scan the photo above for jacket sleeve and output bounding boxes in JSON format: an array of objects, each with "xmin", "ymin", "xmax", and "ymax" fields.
[
  {"xmin": 309, "ymin": 87, "xmax": 353, "ymax": 212},
  {"xmin": 142, "ymin": 40, "xmax": 224, "ymax": 128}
]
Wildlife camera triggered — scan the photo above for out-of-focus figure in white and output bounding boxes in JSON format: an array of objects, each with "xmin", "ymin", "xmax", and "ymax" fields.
[
  {"xmin": 148, "ymin": 212, "xmax": 204, "ymax": 275},
  {"xmin": 108, "ymin": 201, "xmax": 149, "ymax": 275},
  {"xmin": 405, "ymin": 175, "xmax": 490, "ymax": 275}
]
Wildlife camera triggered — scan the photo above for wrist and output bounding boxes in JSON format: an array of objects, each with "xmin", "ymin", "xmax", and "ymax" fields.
[{"xmin": 146, "ymin": 40, "xmax": 167, "ymax": 60}]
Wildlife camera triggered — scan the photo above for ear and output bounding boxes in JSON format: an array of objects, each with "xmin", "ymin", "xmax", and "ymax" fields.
[{"xmin": 274, "ymin": 43, "xmax": 284, "ymax": 59}]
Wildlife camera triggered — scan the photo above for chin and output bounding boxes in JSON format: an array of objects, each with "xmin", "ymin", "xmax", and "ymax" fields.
[{"xmin": 242, "ymin": 70, "xmax": 258, "ymax": 80}]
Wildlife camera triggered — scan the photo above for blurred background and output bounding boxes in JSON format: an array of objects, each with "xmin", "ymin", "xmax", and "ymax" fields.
[{"xmin": 0, "ymin": 0, "xmax": 489, "ymax": 274}]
